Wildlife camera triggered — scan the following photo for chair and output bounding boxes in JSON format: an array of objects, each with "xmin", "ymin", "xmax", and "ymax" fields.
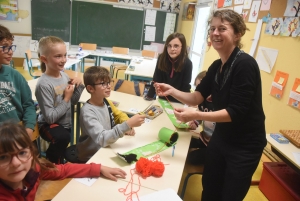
[
  {"xmin": 112, "ymin": 78, "xmax": 145, "ymax": 97},
  {"xmin": 180, "ymin": 162, "xmax": 204, "ymax": 199},
  {"xmin": 79, "ymin": 43, "xmax": 97, "ymax": 72},
  {"xmin": 111, "ymin": 46, "xmax": 129, "ymax": 78},
  {"xmin": 10, "ymin": 60, "xmax": 15, "ymax": 68},
  {"xmin": 142, "ymin": 50, "xmax": 157, "ymax": 58},
  {"xmin": 24, "ymin": 50, "xmax": 42, "ymax": 79}
]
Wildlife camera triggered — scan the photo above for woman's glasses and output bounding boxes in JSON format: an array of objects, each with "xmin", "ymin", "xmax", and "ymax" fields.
[
  {"xmin": 0, "ymin": 45, "xmax": 16, "ymax": 53},
  {"xmin": 0, "ymin": 148, "xmax": 32, "ymax": 167},
  {"xmin": 92, "ymin": 80, "xmax": 114, "ymax": 89},
  {"xmin": 167, "ymin": 44, "xmax": 181, "ymax": 50}
]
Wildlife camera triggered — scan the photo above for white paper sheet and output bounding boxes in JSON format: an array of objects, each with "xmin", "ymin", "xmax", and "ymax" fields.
[
  {"xmin": 132, "ymin": 188, "xmax": 182, "ymax": 201},
  {"xmin": 74, "ymin": 178, "xmax": 97, "ymax": 187},
  {"xmin": 249, "ymin": 19, "xmax": 263, "ymax": 56},
  {"xmin": 163, "ymin": 13, "xmax": 176, "ymax": 41},
  {"xmin": 145, "ymin": 9, "xmax": 157, "ymax": 26},
  {"xmin": 255, "ymin": 46, "xmax": 278, "ymax": 73},
  {"xmin": 145, "ymin": 26, "xmax": 156, "ymax": 41},
  {"xmin": 292, "ymin": 152, "xmax": 300, "ymax": 164}
]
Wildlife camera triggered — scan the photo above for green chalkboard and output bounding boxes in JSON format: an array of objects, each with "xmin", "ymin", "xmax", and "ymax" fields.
[
  {"xmin": 142, "ymin": 10, "xmax": 178, "ymax": 47},
  {"xmin": 71, "ymin": 1, "xmax": 144, "ymax": 49},
  {"xmin": 31, "ymin": 0, "xmax": 70, "ymax": 41}
]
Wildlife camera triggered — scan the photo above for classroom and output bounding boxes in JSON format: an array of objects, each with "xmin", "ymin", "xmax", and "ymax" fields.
[{"xmin": 0, "ymin": 0, "xmax": 300, "ymax": 200}]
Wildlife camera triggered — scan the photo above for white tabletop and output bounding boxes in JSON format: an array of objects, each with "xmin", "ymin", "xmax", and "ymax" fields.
[
  {"xmin": 125, "ymin": 57, "xmax": 157, "ymax": 78},
  {"xmin": 52, "ymin": 177, "xmax": 156, "ymax": 201},
  {"xmin": 266, "ymin": 134, "xmax": 300, "ymax": 170}
]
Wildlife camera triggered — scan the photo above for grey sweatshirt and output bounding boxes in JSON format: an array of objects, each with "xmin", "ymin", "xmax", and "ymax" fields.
[
  {"xmin": 35, "ymin": 72, "xmax": 85, "ymax": 129},
  {"xmin": 77, "ymin": 101, "xmax": 130, "ymax": 162}
]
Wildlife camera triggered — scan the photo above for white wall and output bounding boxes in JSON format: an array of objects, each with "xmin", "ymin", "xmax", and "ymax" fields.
[{"xmin": 1, "ymin": 0, "xmax": 31, "ymax": 34}]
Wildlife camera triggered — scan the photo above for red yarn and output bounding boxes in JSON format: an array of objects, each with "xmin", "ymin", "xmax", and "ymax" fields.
[{"xmin": 135, "ymin": 156, "xmax": 165, "ymax": 178}]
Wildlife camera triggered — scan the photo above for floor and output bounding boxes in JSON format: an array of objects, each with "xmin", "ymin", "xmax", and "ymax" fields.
[{"xmin": 18, "ymin": 66, "xmax": 273, "ymax": 201}]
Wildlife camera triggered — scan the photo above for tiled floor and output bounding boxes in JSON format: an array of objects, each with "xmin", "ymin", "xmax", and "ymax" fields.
[{"xmin": 17, "ymin": 66, "xmax": 271, "ymax": 201}]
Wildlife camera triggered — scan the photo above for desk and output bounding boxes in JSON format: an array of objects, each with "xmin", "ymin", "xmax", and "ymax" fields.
[
  {"xmin": 52, "ymin": 177, "xmax": 156, "ymax": 200},
  {"xmin": 65, "ymin": 59, "xmax": 81, "ymax": 71},
  {"xmin": 53, "ymin": 98, "xmax": 192, "ymax": 200},
  {"xmin": 125, "ymin": 57, "xmax": 157, "ymax": 82},
  {"xmin": 266, "ymin": 134, "xmax": 300, "ymax": 174},
  {"xmin": 89, "ymin": 51, "xmax": 132, "ymax": 75}
]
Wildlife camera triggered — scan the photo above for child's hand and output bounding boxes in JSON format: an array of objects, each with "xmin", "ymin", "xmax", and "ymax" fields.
[
  {"xmin": 125, "ymin": 128, "xmax": 136, "ymax": 136},
  {"xmin": 64, "ymin": 84, "xmax": 75, "ymax": 102},
  {"xmin": 69, "ymin": 77, "xmax": 82, "ymax": 86},
  {"xmin": 100, "ymin": 165, "xmax": 127, "ymax": 181},
  {"xmin": 188, "ymin": 121, "xmax": 198, "ymax": 130},
  {"xmin": 153, "ymin": 83, "xmax": 174, "ymax": 97},
  {"xmin": 126, "ymin": 114, "xmax": 146, "ymax": 128}
]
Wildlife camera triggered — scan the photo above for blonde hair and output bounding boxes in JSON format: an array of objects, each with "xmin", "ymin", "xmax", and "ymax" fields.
[{"xmin": 38, "ymin": 36, "xmax": 65, "ymax": 73}]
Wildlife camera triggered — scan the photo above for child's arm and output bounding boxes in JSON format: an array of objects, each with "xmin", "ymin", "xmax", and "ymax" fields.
[
  {"xmin": 20, "ymin": 75, "xmax": 36, "ymax": 131},
  {"xmin": 40, "ymin": 163, "xmax": 126, "ymax": 181},
  {"xmin": 35, "ymin": 83, "xmax": 70, "ymax": 124},
  {"xmin": 66, "ymin": 75, "xmax": 85, "ymax": 105},
  {"xmin": 81, "ymin": 104, "xmax": 131, "ymax": 147}
]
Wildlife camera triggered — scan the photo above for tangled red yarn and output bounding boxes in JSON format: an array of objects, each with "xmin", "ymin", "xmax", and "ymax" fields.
[{"xmin": 135, "ymin": 157, "xmax": 165, "ymax": 178}]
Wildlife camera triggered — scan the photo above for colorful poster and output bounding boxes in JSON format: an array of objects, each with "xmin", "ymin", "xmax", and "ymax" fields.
[
  {"xmin": 243, "ymin": 0, "xmax": 253, "ymax": 9},
  {"xmin": 284, "ymin": 0, "xmax": 300, "ymax": 17},
  {"xmin": 224, "ymin": 0, "xmax": 232, "ymax": 7},
  {"xmin": 218, "ymin": 0, "xmax": 225, "ymax": 8},
  {"xmin": 260, "ymin": 0, "xmax": 272, "ymax": 11},
  {"xmin": 248, "ymin": 1, "xmax": 261, "ymax": 22},
  {"xmin": 265, "ymin": 18, "xmax": 283, "ymax": 35},
  {"xmin": 0, "ymin": 0, "xmax": 19, "ymax": 21},
  {"xmin": 234, "ymin": 0, "xmax": 244, "ymax": 5},
  {"xmin": 280, "ymin": 17, "xmax": 299, "ymax": 37},
  {"xmin": 270, "ymin": 71, "xmax": 289, "ymax": 99},
  {"xmin": 288, "ymin": 78, "xmax": 300, "ymax": 110}
]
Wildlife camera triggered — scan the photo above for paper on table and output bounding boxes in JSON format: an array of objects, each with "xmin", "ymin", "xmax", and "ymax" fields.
[
  {"xmin": 292, "ymin": 152, "xmax": 300, "ymax": 164},
  {"xmin": 74, "ymin": 178, "xmax": 97, "ymax": 187},
  {"xmin": 132, "ymin": 188, "xmax": 182, "ymax": 201}
]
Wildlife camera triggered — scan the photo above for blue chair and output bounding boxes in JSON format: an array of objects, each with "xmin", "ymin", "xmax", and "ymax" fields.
[{"xmin": 24, "ymin": 50, "xmax": 42, "ymax": 79}]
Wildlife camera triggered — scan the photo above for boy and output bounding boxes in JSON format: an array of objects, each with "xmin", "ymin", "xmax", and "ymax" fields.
[
  {"xmin": 76, "ymin": 66, "xmax": 146, "ymax": 162},
  {"xmin": 0, "ymin": 25, "xmax": 36, "ymax": 139}
]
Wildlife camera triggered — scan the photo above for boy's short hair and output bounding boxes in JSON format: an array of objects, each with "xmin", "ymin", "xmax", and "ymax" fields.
[
  {"xmin": 194, "ymin": 70, "xmax": 207, "ymax": 86},
  {"xmin": 0, "ymin": 25, "xmax": 14, "ymax": 42},
  {"xmin": 84, "ymin": 66, "xmax": 111, "ymax": 92}
]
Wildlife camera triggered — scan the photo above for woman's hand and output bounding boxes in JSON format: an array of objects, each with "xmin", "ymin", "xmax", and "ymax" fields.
[
  {"xmin": 174, "ymin": 107, "xmax": 198, "ymax": 123},
  {"xmin": 153, "ymin": 83, "xmax": 174, "ymax": 97},
  {"xmin": 100, "ymin": 165, "xmax": 127, "ymax": 181}
]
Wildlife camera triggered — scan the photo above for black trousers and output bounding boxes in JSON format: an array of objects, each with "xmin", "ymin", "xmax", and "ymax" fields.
[
  {"xmin": 201, "ymin": 135, "xmax": 264, "ymax": 201},
  {"xmin": 39, "ymin": 123, "xmax": 71, "ymax": 164}
]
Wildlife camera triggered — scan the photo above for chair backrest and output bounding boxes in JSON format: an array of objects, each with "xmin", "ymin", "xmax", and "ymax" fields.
[
  {"xmin": 142, "ymin": 50, "xmax": 157, "ymax": 58},
  {"xmin": 25, "ymin": 50, "xmax": 33, "ymax": 71},
  {"xmin": 112, "ymin": 78, "xmax": 145, "ymax": 96},
  {"xmin": 79, "ymin": 43, "xmax": 97, "ymax": 51},
  {"xmin": 112, "ymin": 47, "xmax": 129, "ymax": 55}
]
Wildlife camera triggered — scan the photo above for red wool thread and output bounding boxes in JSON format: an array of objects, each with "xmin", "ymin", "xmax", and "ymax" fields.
[
  {"xmin": 135, "ymin": 156, "xmax": 165, "ymax": 178},
  {"xmin": 118, "ymin": 155, "xmax": 166, "ymax": 201}
]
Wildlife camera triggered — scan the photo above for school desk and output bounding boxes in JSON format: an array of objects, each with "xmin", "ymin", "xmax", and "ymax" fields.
[
  {"xmin": 125, "ymin": 57, "xmax": 157, "ymax": 82},
  {"xmin": 266, "ymin": 134, "xmax": 300, "ymax": 174},
  {"xmin": 52, "ymin": 96, "xmax": 193, "ymax": 199},
  {"xmin": 52, "ymin": 177, "xmax": 156, "ymax": 200}
]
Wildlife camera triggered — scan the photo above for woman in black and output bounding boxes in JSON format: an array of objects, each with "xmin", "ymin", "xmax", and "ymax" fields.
[
  {"xmin": 144, "ymin": 32, "xmax": 192, "ymax": 102},
  {"xmin": 154, "ymin": 10, "xmax": 266, "ymax": 201}
]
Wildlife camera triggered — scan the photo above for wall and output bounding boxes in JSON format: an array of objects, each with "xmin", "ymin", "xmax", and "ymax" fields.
[
  {"xmin": 202, "ymin": 22, "xmax": 300, "ymax": 133},
  {"xmin": 178, "ymin": 0, "xmax": 196, "ymax": 46}
]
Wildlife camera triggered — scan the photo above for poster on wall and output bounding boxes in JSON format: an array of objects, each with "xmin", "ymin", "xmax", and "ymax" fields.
[
  {"xmin": 288, "ymin": 78, "xmax": 300, "ymax": 110},
  {"xmin": 182, "ymin": 2, "xmax": 196, "ymax": 21},
  {"xmin": 0, "ymin": 0, "xmax": 19, "ymax": 22},
  {"xmin": 269, "ymin": 70, "xmax": 289, "ymax": 100}
]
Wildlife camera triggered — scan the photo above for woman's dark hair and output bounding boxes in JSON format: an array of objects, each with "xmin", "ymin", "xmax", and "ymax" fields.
[{"xmin": 158, "ymin": 32, "xmax": 188, "ymax": 72}]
